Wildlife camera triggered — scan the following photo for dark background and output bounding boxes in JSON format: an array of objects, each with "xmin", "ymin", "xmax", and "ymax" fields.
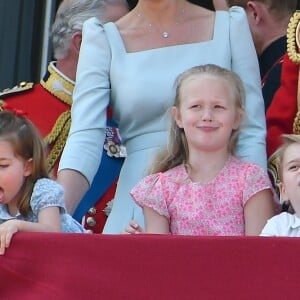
[{"xmin": 0, "ymin": 0, "xmax": 61, "ymax": 91}]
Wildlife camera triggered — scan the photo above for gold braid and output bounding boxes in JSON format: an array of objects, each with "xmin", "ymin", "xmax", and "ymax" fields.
[
  {"xmin": 44, "ymin": 110, "xmax": 71, "ymax": 172},
  {"xmin": 293, "ymin": 104, "xmax": 300, "ymax": 135},
  {"xmin": 40, "ymin": 62, "xmax": 74, "ymax": 173},
  {"xmin": 287, "ymin": 11, "xmax": 300, "ymax": 64}
]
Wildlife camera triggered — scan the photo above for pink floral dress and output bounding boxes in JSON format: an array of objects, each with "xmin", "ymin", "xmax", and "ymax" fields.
[{"xmin": 131, "ymin": 156, "xmax": 272, "ymax": 236}]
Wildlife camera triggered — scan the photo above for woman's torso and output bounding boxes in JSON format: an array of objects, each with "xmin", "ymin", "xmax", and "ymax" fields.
[{"xmin": 105, "ymin": 10, "xmax": 232, "ymax": 144}]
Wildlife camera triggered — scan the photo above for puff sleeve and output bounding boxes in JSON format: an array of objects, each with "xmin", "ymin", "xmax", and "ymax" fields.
[
  {"xmin": 240, "ymin": 163, "xmax": 272, "ymax": 206},
  {"xmin": 31, "ymin": 179, "xmax": 66, "ymax": 214},
  {"xmin": 131, "ymin": 173, "xmax": 170, "ymax": 219}
]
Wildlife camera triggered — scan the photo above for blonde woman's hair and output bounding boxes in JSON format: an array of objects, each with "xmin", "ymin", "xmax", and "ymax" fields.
[
  {"xmin": 149, "ymin": 64, "xmax": 245, "ymax": 174},
  {"xmin": 0, "ymin": 111, "xmax": 48, "ymax": 216}
]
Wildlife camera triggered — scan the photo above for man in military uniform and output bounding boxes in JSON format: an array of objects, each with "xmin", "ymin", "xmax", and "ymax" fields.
[
  {"xmin": 267, "ymin": 11, "xmax": 300, "ymax": 192},
  {"xmin": 227, "ymin": 1, "xmax": 297, "ymax": 112},
  {"xmin": 227, "ymin": 1, "xmax": 298, "ymax": 191},
  {"xmin": 0, "ymin": 0, "xmax": 129, "ymax": 232}
]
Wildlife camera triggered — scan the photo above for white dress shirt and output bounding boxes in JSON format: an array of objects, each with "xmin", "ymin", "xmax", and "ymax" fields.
[{"xmin": 260, "ymin": 212, "xmax": 300, "ymax": 237}]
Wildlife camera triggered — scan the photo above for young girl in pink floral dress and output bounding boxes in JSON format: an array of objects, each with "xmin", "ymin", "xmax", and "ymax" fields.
[{"xmin": 130, "ymin": 64, "xmax": 275, "ymax": 236}]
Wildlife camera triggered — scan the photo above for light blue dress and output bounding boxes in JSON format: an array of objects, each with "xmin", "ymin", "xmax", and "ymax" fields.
[
  {"xmin": 0, "ymin": 178, "xmax": 86, "ymax": 233},
  {"xmin": 59, "ymin": 7, "xmax": 267, "ymax": 233}
]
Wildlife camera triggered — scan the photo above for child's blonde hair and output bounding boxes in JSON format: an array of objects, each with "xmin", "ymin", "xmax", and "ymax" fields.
[
  {"xmin": 150, "ymin": 64, "xmax": 245, "ymax": 174},
  {"xmin": 0, "ymin": 110, "xmax": 49, "ymax": 216},
  {"xmin": 277, "ymin": 134, "xmax": 300, "ymax": 181}
]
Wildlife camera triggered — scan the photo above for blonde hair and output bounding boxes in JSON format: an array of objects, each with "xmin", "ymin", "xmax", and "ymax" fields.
[
  {"xmin": 0, "ymin": 111, "xmax": 48, "ymax": 216},
  {"xmin": 274, "ymin": 134, "xmax": 300, "ymax": 212},
  {"xmin": 149, "ymin": 64, "xmax": 245, "ymax": 174}
]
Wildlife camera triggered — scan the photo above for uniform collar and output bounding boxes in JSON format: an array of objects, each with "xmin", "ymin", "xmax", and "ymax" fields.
[
  {"xmin": 40, "ymin": 61, "xmax": 74, "ymax": 106},
  {"xmin": 259, "ymin": 36, "xmax": 286, "ymax": 79}
]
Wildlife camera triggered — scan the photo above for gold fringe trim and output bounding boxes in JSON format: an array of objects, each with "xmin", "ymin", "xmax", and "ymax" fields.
[
  {"xmin": 288, "ymin": 11, "xmax": 300, "ymax": 134},
  {"xmin": 44, "ymin": 110, "xmax": 71, "ymax": 172},
  {"xmin": 294, "ymin": 114, "xmax": 300, "ymax": 134}
]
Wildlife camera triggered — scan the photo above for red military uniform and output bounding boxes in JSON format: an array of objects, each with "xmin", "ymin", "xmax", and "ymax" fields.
[
  {"xmin": 266, "ymin": 53, "xmax": 298, "ymax": 158},
  {"xmin": 0, "ymin": 62, "xmax": 122, "ymax": 232},
  {"xmin": 0, "ymin": 62, "xmax": 71, "ymax": 176}
]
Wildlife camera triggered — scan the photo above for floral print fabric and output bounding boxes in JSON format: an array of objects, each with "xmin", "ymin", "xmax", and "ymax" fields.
[{"xmin": 131, "ymin": 156, "xmax": 272, "ymax": 236}]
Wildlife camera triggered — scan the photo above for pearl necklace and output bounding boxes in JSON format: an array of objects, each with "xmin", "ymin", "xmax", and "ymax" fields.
[{"xmin": 137, "ymin": 8, "xmax": 185, "ymax": 39}]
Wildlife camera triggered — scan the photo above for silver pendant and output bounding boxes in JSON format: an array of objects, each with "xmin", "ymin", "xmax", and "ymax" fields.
[{"xmin": 162, "ymin": 31, "xmax": 169, "ymax": 38}]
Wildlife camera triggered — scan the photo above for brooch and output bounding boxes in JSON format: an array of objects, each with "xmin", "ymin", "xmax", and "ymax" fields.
[{"xmin": 103, "ymin": 127, "xmax": 126, "ymax": 158}]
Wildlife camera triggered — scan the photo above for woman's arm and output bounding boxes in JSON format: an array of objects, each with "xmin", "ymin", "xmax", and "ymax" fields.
[
  {"xmin": 58, "ymin": 18, "xmax": 112, "ymax": 212},
  {"xmin": 57, "ymin": 169, "xmax": 89, "ymax": 214},
  {"xmin": 244, "ymin": 189, "xmax": 275, "ymax": 235}
]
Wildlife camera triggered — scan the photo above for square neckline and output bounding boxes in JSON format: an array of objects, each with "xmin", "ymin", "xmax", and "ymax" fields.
[{"xmin": 104, "ymin": 10, "xmax": 227, "ymax": 54}]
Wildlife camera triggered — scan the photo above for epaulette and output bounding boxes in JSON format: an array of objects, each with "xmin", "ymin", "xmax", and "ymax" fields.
[{"xmin": 0, "ymin": 81, "xmax": 34, "ymax": 98}]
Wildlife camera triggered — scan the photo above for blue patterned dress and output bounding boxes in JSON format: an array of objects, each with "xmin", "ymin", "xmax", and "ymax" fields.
[{"xmin": 0, "ymin": 178, "xmax": 87, "ymax": 233}]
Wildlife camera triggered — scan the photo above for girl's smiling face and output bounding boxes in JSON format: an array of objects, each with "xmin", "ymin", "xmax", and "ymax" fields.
[
  {"xmin": 280, "ymin": 142, "xmax": 300, "ymax": 216},
  {"xmin": 172, "ymin": 74, "xmax": 242, "ymax": 153},
  {"xmin": 0, "ymin": 140, "xmax": 32, "ymax": 210}
]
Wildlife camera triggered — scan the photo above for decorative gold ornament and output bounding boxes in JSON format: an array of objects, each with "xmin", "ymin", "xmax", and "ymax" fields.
[
  {"xmin": 40, "ymin": 62, "xmax": 74, "ymax": 172},
  {"xmin": 44, "ymin": 111, "xmax": 71, "ymax": 172},
  {"xmin": 287, "ymin": 11, "xmax": 300, "ymax": 64}
]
